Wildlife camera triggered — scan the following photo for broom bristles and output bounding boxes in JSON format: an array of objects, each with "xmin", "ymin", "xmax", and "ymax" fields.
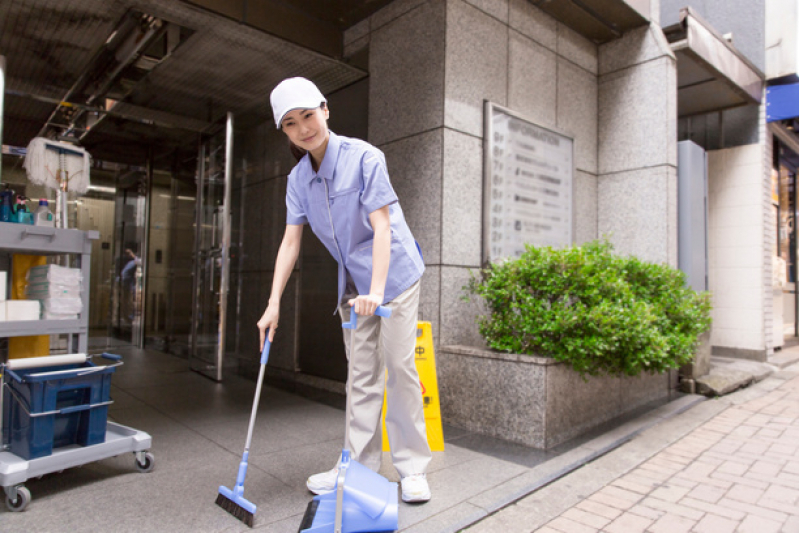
[{"xmin": 216, "ymin": 491, "xmax": 255, "ymax": 527}]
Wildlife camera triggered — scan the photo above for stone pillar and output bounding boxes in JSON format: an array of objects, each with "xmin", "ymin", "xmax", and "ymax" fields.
[
  {"xmin": 367, "ymin": 0, "xmax": 601, "ymax": 349},
  {"xmin": 367, "ymin": 0, "xmax": 448, "ymax": 343},
  {"xmin": 597, "ymin": 23, "xmax": 678, "ymax": 266}
]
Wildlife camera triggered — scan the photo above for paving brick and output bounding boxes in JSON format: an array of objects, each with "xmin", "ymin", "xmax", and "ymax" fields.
[
  {"xmin": 646, "ymin": 457, "xmax": 687, "ymax": 472},
  {"xmin": 692, "ymin": 513, "xmax": 739, "ymax": 533},
  {"xmin": 693, "ymin": 454, "xmax": 724, "ymax": 467},
  {"xmin": 639, "ymin": 497, "xmax": 704, "ymax": 520},
  {"xmin": 784, "ymin": 461, "xmax": 799, "ymax": 475},
  {"xmin": 711, "ymin": 471, "xmax": 769, "ymax": 489},
  {"xmin": 658, "ymin": 452, "xmax": 692, "ymax": 465},
  {"xmin": 784, "ymin": 515, "xmax": 799, "ymax": 532},
  {"xmin": 674, "ymin": 471, "xmax": 732, "ymax": 489},
  {"xmin": 774, "ymin": 472, "xmax": 799, "ymax": 490},
  {"xmin": 612, "ymin": 478, "xmax": 653, "ymax": 495},
  {"xmin": 702, "ymin": 450, "xmax": 752, "ymax": 466},
  {"xmin": 679, "ymin": 497, "xmax": 746, "ymax": 520},
  {"xmin": 647, "ymin": 513, "xmax": 696, "ymax": 533},
  {"xmin": 685, "ymin": 483, "xmax": 727, "ymax": 503},
  {"xmin": 561, "ymin": 508, "xmax": 610, "ymax": 529},
  {"xmin": 729, "ymin": 425, "xmax": 759, "ymax": 438},
  {"xmin": 717, "ymin": 497, "xmax": 788, "ymax": 522},
  {"xmin": 717, "ymin": 460, "xmax": 749, "ymax": 476},
  {"xmin": 768, "ymin": 443, "xmax": 798, "ymax": 457},
  {"xmin": 649, "ymin": 484, "xmax": 691, "ymax": 503},
  {"xmin": 737, "ymin": 514, "xmax": 784, "ymax": 533},
  {"xmin": 756, "ymin": 427, "xmax": 784, "ymax": 439},
  {"xmin": 586, "ymin": 491, "xmax": 635, "ymax": 511},
  {"xmin": 667, "ymin": 477, "xmax": 698, "ymax": 489},
  {"xmin": 618, "ymin": 473, "xmax": 663, "ymax": 490},
  {"xmin": 726, "ymin": 483, "xmax": 765, "ymax": 504},
  {"xmin": 756, "ymin": 498, "xmax": 799, "ymax": 516},
  {"xmin": 632, "ymin": 466, "xmax": 673, "ymax": 484},
  {"xmin": 534, "ymin": 527, "xmax": 563, "ymax": 533},
  {"xmin": 574, "ymin": 500, "xmax": 621, "ymax": 520},
  {"xmin": 598, "ymin": 485, "xmax": 642, "ymax": 505},
  {"xmin": 625, "ymin": 504, "xmax": 664, "ymax": 520},
  {"xmin": 602, "ymin": 512, "xmax": 653, "ymax": 533},
  {"xmin": 761, "ymin": 484, "xmax": 799, "ymax": 504},
  {"xmin": 750, "ymin": 460, "xmax": 783, "ymax": 477},
  {"xmin": 546, "ymin": 516, "xmax": 597, "ymax": 533},
  {"xmin": 739, "ymin": 441, "xmax": 770, "ymax": 454}
]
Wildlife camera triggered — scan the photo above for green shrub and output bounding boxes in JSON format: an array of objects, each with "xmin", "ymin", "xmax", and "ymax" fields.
[{"xmin": 464, "ymin": 240, "xmax": 712, "ymax": 378}]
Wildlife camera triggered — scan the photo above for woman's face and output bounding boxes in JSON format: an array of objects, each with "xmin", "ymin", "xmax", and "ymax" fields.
[{"xmin": 280, "ymin": 106, "xmax": 330, "ymax": 154}]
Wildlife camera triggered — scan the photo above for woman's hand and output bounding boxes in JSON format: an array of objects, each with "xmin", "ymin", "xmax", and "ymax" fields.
[
  {"xmin": 348, "ymin": 293, "xmax": 383, "ymax": 316},
  {"xmin": 257, "ymin": 304, "xmax": 279, "ymax": 351}
]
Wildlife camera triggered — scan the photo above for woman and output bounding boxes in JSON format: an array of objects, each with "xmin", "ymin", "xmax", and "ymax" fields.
[{"xmin": 257, "ymin": 77, "xmax": 432, "ymax": 503}]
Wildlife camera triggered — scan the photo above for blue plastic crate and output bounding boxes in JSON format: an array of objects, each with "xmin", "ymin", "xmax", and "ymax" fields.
[{"xmin": 2, "ymin": 361, "xmax": 116, "ymax": 460}]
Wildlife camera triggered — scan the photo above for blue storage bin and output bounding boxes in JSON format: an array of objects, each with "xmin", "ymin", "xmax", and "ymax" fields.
[{"xmin": 2, "ymin": 361, "xmax": 116, "ymax": 460}]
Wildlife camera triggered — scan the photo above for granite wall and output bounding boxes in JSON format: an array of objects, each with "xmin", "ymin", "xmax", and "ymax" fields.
[
  {"xmin": 351, "ymin": 0, "xmax": 602, "ymax": 349},
  {"xmin": 438, "ymin": 345, "xmax": 672, "ymax": 448},
  {"xmin": 597, "ymin": 24, "xmax": 678, "ymax": 267}
]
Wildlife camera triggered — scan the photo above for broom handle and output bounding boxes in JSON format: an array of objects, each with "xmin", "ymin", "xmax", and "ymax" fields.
[{"xmin": 244, "ymin": 336, "xmax": 271, "ymax": 453}]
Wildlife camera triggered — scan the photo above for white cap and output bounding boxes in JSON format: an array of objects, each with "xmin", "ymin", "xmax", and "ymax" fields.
[{"xmin": 270, "ymin": 77, "xmax": 327, "ymax": 129}]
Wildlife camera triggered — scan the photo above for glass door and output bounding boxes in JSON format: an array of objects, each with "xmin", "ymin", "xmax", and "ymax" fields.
[
  {"xmin": 190, "ymin": 114, "xmax": 233, "ymax": 381},
  {"xmin": 109, "ymin": 169, "xmax": 147, "ymax": 345}
]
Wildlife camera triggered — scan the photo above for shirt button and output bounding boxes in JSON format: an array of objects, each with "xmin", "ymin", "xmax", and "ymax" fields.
[{"xmin": 316, "ymin": 177, "xmax": 321, "ymax": 183}]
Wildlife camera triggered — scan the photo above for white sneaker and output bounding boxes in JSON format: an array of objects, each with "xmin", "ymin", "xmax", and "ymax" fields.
[
  {"xmin": 401, "ymin": 473, "xmax": 431, "ymax": 503},
  {"xmin": 306, "ymin": 468, "xmax": 338, "ymax": 495}
]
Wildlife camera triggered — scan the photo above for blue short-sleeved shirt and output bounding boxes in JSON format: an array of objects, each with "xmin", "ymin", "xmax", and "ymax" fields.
[{"xmin": 285, "ymin": 131, "xmax": 424, "ymax": 309}]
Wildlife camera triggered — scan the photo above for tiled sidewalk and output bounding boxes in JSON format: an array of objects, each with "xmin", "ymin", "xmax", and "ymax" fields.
[{"xmin": 533, "ymin": 374, "xmax": 799, "ymax": 533}]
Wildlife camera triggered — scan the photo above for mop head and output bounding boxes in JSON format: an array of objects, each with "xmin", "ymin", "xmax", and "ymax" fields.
[
  {"xmin": 216, "ymin": 485, "xmax": 256, "ymax": 527},
  {"xmin": 23, "ymin": 137, "xmax": 91, "ymax": 194}
]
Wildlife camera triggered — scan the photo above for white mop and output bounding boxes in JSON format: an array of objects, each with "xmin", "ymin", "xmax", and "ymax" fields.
[{"xmin": 23, "ymin": 137, "xmax": 91, "ymax": 228}]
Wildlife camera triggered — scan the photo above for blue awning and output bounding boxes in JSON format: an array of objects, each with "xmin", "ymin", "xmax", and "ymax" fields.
[{"xmin": 767, "ymin": 83, "xmax": 799, "ymax": 123}]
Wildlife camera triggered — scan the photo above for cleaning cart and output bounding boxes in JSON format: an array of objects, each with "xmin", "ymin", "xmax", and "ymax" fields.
[
  {"xmin": 0, "ymin": 353, "xmax": 154, "ymax": 511},
  {"xmin": 0, "ymin": 224, "xmax": 154, "ymax": 512}
]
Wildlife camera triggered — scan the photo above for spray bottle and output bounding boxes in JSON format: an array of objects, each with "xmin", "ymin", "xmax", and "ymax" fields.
[
  {"xmin": 14, "ymin": 195, "xmax": 34, "ymax": 225},
  {"xmin": 0, "ymin": 185, "xmax": 14, "ymax": 223}
]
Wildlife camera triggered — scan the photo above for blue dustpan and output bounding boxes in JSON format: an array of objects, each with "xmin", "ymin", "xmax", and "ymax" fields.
[
  {"xmin": 299, "ymin": 306, "xmax": 398, "ymax": 533},
  {"xmin": 299, "ymin": 450, "xmax": 399, "ymax": 533}
]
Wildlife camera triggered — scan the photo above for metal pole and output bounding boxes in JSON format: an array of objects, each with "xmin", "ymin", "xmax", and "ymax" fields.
[
  {"xmin": 190, "ymin": 139, "xmax": 205, "ymax": 366},
  {"xmin": 0, "ymin": 55, "xmax": 6, "ymax": 185},
  {"xmin": 136, "ymin": 147, "xmax": 154, "ymax": 349},
  {"xmin": 216, "ymin": 112, "xmax": 234, "ymax": 382}
]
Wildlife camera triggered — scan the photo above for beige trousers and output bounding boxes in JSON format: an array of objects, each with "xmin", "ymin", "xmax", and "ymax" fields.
[{"xmin": 339, "ymin": 280, "xmax": 432, "ymax": 478}]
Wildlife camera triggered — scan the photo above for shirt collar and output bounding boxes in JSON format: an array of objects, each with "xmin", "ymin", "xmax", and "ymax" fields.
[{"xmin": 307, "ymin": 130, "xmax": 340, "ymax": 182}]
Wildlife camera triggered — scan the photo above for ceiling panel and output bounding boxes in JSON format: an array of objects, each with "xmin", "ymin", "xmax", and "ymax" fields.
[{"xmin": 1, "ymin": 0, "xmax": 371, "ymax": 164}]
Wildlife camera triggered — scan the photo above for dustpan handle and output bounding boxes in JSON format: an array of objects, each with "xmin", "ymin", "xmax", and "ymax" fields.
[{"xmin": 337, "ymin": 306, "xmax": 391, "ymax": 533}]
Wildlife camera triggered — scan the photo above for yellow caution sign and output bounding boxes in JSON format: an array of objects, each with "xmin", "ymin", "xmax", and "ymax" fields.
[{"xmin": 381, "ymin": 321, "xmax": 444, "ymax": 452}]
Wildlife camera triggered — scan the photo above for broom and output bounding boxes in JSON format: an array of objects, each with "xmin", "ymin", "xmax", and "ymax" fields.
[{"xmin": 216, "ymin": 334, "xmax": 271, "ymax": 527}]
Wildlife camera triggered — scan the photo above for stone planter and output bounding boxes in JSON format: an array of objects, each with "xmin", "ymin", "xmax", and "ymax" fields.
[{"xmin": 438, "ymin": 345, "xmax": 673, "ymax": 449}]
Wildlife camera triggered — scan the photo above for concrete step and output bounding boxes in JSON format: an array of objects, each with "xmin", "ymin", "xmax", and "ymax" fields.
[
  {"xmin": 694, "ymin": 356, "xmax": 776, "ymax": 397},
  {"xmin": 769, "ymin": 345, "xmax": 799, "ymax": 369}
]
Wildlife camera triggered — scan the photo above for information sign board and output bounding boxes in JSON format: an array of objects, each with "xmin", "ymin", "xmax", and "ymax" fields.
[{"xmin": 483, "ymin": 102, "xmax": 574, "ymax": 262}]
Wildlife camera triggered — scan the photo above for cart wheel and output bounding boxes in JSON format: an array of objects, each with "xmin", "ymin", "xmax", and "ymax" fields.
[
  {"xmin": 6, "ymin": 486, "xmax": 31, "ymax": 512},
  {"xmin": 136, "ymin": 452, "xmax": 155, "ymax": 473}
]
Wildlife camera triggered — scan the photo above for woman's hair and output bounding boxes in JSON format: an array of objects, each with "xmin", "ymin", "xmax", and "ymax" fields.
[
  {"xmin": 285, "ymin": 102, "xmax": 327, "ymax": 162},
  {"xmin": 289, "ymin": 140, "xmax": 307, "ymax": 162}
]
